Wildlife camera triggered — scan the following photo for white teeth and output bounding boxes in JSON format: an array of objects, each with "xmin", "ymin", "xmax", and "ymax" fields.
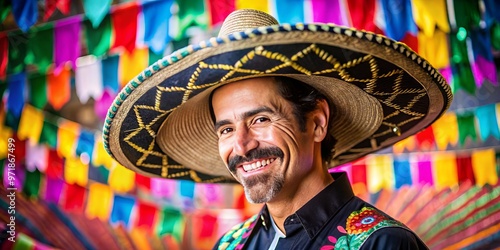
[{"xmin": 242, "ymin": 158, "xmax": 276, "ymax": 172}]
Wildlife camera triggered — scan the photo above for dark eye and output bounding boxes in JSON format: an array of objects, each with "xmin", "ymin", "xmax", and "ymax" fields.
[
  {"xmin": 254, "ymin": 117, "xmax": 270, "ymax": 124},
  {"xmin": 220, "ymin": 127, "xmax": 233, "ymax": 135}
]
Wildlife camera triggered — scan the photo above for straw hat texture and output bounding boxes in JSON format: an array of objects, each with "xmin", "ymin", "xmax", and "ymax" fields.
[{"xmin": 103, "ymin": 9, "xmax": 452, "ymax": 183}]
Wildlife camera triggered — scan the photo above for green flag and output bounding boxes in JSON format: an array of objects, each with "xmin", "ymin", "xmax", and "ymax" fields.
[
  {"xmin": 39, "ymin": 119, "xmax": 58, "ymax": 148},
  {"xmin": 7, "ymin": 32, "xmax": 28, "ymax": 74},
  {"xmin": 175, "ymin": 0, "xmax": 208, "ymax": 40},
  {"xmin": 156, "ymin": 208, "xmax": 185, "ymax": 243},
  {"xmin": 84, "ymin": 15, "xmax": 112, "ymax": 57},
  {"xmin": 457, "ymin": 112, "xmax": 477, "ymax": 145},
  {"xmin": 25, "ymin": 23, "xmax": 54, "ymax": 73},
  {"xmin": 148, "ymin": 48, "xmax": 164, "ymax": 66},
  {"xmin": 23, "ymin": 169, "xmax": 41, "ymax": 198},
  {"xmin": 28, "ymin": 73, "xmax": 48, "ymax": 109},
  {"xmin": 449, "ymin": 31, "xmax": 476, "ymax": 95}
]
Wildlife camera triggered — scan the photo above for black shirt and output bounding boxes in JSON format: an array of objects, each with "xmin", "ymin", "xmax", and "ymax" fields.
[{"xmin": 214, "ymin": 172, "xmax": 428, "ymax": 249}]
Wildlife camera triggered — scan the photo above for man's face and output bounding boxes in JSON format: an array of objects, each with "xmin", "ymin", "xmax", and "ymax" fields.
[{"xmin": 211, "ymin": 77, "xmax": 317, "ymax": 203}]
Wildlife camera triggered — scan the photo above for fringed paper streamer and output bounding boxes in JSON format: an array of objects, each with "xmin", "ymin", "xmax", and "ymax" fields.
[
  {"xmin": 110, "ymin": 195, "xmax": 135, "ymax": 227},
  {"xmin": 86, "ymin": 182, "xmax": 113, "ymax": 221}
]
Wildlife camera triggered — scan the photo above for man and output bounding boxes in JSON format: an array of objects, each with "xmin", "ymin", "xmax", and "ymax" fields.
[{"xmin": 104, "ymin": 9, "xmax": 451, "ymax": 249}]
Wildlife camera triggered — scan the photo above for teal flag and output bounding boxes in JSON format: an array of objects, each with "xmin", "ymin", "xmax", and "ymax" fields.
[{"xmin": 84, "ymin": 14, "xmax": 112, "ymax": 57}]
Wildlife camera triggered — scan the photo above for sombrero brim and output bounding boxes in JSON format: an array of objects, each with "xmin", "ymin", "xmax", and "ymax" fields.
[{"xmin": 103, "ymin": 24, "xmax": 452, "ymax": 183}]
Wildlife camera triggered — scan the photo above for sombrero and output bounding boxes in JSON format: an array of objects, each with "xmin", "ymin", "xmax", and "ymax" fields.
[{"xmin": 103, "ymin": 9, "xmax": 452, "ymax": 183}]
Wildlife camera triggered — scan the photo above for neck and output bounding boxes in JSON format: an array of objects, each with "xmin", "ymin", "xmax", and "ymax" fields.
[{"xmin": 266, "ymin": 162, "xmax": 334, "ymax": 234}]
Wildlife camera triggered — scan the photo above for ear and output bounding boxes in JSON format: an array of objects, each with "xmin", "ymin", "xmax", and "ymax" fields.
[{"xmin": 312, "ymin": 99, "xmax": 330, "ymax": 143}]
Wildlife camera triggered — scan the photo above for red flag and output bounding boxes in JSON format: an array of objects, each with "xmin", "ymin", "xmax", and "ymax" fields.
[
  {"xmin": 0, "ymin": 33, "xmax": 7, "ymax": 80},
  {"xmin": 44, "ymin": 0, "xmax": 57, "ymax": 20},
  {"xmin": 46, "ymin": 149, "xmax": 64, "ymax": 178},
  {"xmin": 13, "ymin": 135, "xmax": 26, "ymax": 162},
  {"xmin": 63, "ymin": 183, "xmax": 86, "ymax": 212},
  {"xmin": 136, "ymin": 201, "xmax": 157, "ymax": 231},
  {"xmin": 208, "ymin": 0, "xmax": 235, "ymax": 26},
  {"xmin": 135, "ymin": 173, "xmax": 151, "ymax": 190},
  {"xmin": 346, "ymin": 0, "xmax": 380, "ymax": 33},
  {"xmin": 415, "ymin": 126, "xmax": 435, "ymax": 150},
  {"xmin": 57, "ymin": 0, "xmax": 71, "ymax": 14},
  {"xmin": 110, "ymin": 2, "xmax": 139, "ymax": 53},
  {"xmin": 456, "ymin": 154, "xmax": 475, "ymax": 184}
]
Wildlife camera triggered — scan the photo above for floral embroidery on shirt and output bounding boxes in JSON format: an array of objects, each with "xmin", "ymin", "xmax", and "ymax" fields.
[
  {"xmin": 320, "ymin": 207, "xmax": 408, "ymax": 250},
  {"xmin": 218, "ymin": 215, "xmax": 258, "ymax": 250}
]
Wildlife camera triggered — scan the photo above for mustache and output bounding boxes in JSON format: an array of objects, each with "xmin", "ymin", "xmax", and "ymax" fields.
[{"xmin": 228, "ymin": 147, "xmax": 284, "ymax": 173}]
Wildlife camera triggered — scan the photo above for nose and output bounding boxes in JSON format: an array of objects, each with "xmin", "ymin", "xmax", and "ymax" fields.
[{"xmin": 233, "ymin": 125, "xmax": 258, "ymax": 156}]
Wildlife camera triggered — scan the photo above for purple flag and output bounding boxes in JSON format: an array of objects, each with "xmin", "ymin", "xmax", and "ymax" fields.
[
  {"xmin": 415, "ymin": 154, "xmax": 433, "ymax": 185},
  {"xmin": 311, "ymin": 0, "xmax": 349, "ymax": 25},
  {"xmin": 54, "ymin": 16, "xmax": 82, "ymax": 75},
  {"xmin": 43, "ymin": 176, "xmax": 64, "ymax": 204}
]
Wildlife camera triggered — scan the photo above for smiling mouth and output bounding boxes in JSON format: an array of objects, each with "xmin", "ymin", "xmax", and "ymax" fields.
[{"xmin": 241, "ymin": 158, "xmax": 276, "ymax": 172}]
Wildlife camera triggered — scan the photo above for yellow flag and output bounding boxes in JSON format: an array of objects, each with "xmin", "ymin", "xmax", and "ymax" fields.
[
  {"xmin": 57, "ymin": 120, "xmax": 80, "ymax": 159},
  {"xmin": 86, "ymin": 183, "xmax": 113, "ymax": 221},
  {"xmin": 433, "ymin": 113, "xmax": 459, "ymax": 150},
  {"xmin": 64, "ymin": 155, "xmax": 89, "ymax": 186},
  {"xmin": 471, "ymin": 149, "xmax": 498, "ymax": 186},
  {"xmin": 119, "ymin": 47, "xmax": 149, "ymax": 88},
  {"xmin": 366, "ymin": 155, "xmax": 394, "ymax": 193},
  {"xmin": 236, "ymin": 0, "xmax": 269, "ymax": 13},
  {"xmin": 92, "ymin": 136, "xmax": 114, "ymax": 169},
  {"xmin": 433, "ymin": 152, "xmax": 458, "ymax": 190},
  {"xmin": 17, "ymin": 105, "xmax": 44, "ymax": 144},
  {"xmin": 418, "ymin": 29, "xmax": 450, "ymax": 69},
  {"xmin": 0, "ymin": 126, "xmax": 13, "ymax": 159},
  {"xmin": 108, "ymin": 163, "xmax": 136, "ymax": 193},
  {"xmin": 411, "ymin": 0, "xmax": 450, "ymax": 36}
]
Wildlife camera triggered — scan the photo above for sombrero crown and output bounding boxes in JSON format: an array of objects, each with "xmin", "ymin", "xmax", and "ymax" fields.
[{"xmin": 103, "ymin": 9, "xmax": 452, "ymax": 183}]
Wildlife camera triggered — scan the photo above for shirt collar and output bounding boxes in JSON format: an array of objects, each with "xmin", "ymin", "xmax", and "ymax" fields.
[{"xmin": 257, "ymin": 172, "xmax": 355, "ymax": 238}]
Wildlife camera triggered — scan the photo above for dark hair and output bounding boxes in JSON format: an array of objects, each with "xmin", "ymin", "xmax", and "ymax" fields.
[{"xmin": 273, "ymin": 76, "xmax": 336, "ymax": 162}]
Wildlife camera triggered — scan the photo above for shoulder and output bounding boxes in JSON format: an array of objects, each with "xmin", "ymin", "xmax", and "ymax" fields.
[
  {"xmin": 335, "ymin": 207, "xmax": 428, "ymax": 250},
  {"xmin": 213, "ymin": 215, "xmax": 259, "ymax": 250}
]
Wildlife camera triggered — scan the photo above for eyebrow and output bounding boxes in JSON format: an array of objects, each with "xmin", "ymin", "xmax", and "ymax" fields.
[{"xmin": 214, "ymin": 106, "xmax": 275, "ymax": 131}]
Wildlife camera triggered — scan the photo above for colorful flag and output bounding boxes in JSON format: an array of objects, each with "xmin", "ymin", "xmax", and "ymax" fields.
[
  {"xmin": 11, "ymin": 0, "xmax": 38, "ymax": 32},
  {"xmin": 75, "ymin": 56, "xmax": 104, "ymax": 103},
  {"xmin": 86, "ymin": 182, "xmax": 113, "ymax": 220},
  {"xmin": 54, "ymin": 16, "xmax": 82, "ymax": 73},
  {"xmin": 28, "ymin": 74, "xmax": 48, "ymax": 109},
  {"xmin": 25, "ymin": 23, "xmax": 54, "ymax": 73},
  {"xmin": 17, "ymin": 105, "xmax": 44, "ymax": 144},
  {"xmin": 83, "ymin": 0, "xmax": 112, "ymax": 28},
  {"xmin": 110, "ymin": 195, "xmax": 135, "ymax": 226},
  {"xmin": 6, "ymin": 72, "xmax": 26, "ymax": 118},
  {"xmin": 0, "ymin": 33, "xmax": 8, "ymax": 79},
  {"xmin": 23, "ymin": 168, "xmax": 41, "ymax": 198},
  {"xmin": 433, "ymin": 152, "xmax": 459, "ymax": 190},
  {"xmin": 44, "ymin": 175, "xmax": 64, "ymax": 204},
  {"xmin": 471, "ymin": 149, "xmax": 498, "ymax": 186},
  {"xmin": 108, "ymin": 163, "xmax": 135, "ymax": 193},
  {"xmin": 62, "ymin": 183, "xmax": 86, "ymax": 212},
  {"xmin": 64, "ymin": 155, "xmax": 89, "ymax": 186},
  {"xmin": 276, "ymin": 0, "xmax": 304, "ymax": 24},
  {"xmin": 366, "ymin": 155, "xmax": 394, "ymax": 193},
  {"xmin": 101, "ymin": 54, "xmax": 120, "ymax": 93},
  {"xmin": 207, "ymin": 0, "xmax": 235, "ymax": 26},
  {"xmin": 84, "ymin": 15, "xmax": 112, "ymax": 57},
  {"xmin": 156, "ymin": 208, "xmax": 185, "ymax": 243},
  {"xmin": 119, "ymin": 47, "xmax": 148, "ymax": 88},
  {"xmin": 47, "ymin": 65, "xmax": 71, "ymax": 110},
  {"xmin": 57, "ymin": 120, "xmax": 80, "ymax": 159},
  {"xmin": 110, "ymin": 2, "xmax": 140, "ymax": 53},
  {"xmin": 38, "ymin": 119, "xmax": 58, "ymax": 148},
  {"xmin": 142, "ymin": 0, "xmax": 174, "ymax": 54}
]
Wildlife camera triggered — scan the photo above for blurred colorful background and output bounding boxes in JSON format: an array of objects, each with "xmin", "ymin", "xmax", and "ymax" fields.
[{"xmin": 0, "ymin": 0, "xmax": 499, "ymax": 249}]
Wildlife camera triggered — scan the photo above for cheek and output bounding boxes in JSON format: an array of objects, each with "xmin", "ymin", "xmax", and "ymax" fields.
[{"xmin": 218, "ymin": 138, "xmax": 232, "ymax": 164}]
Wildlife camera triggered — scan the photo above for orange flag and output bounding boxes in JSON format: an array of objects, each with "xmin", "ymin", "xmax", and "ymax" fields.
[{"xmin": 47, "ymin": 65, "xmax": 71, "ymax": 110}]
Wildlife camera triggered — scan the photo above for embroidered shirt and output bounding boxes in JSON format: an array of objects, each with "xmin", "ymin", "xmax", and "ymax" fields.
[{"xmin": 213, "ymin": 172, "xmax": 428, "ymax": 250}]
